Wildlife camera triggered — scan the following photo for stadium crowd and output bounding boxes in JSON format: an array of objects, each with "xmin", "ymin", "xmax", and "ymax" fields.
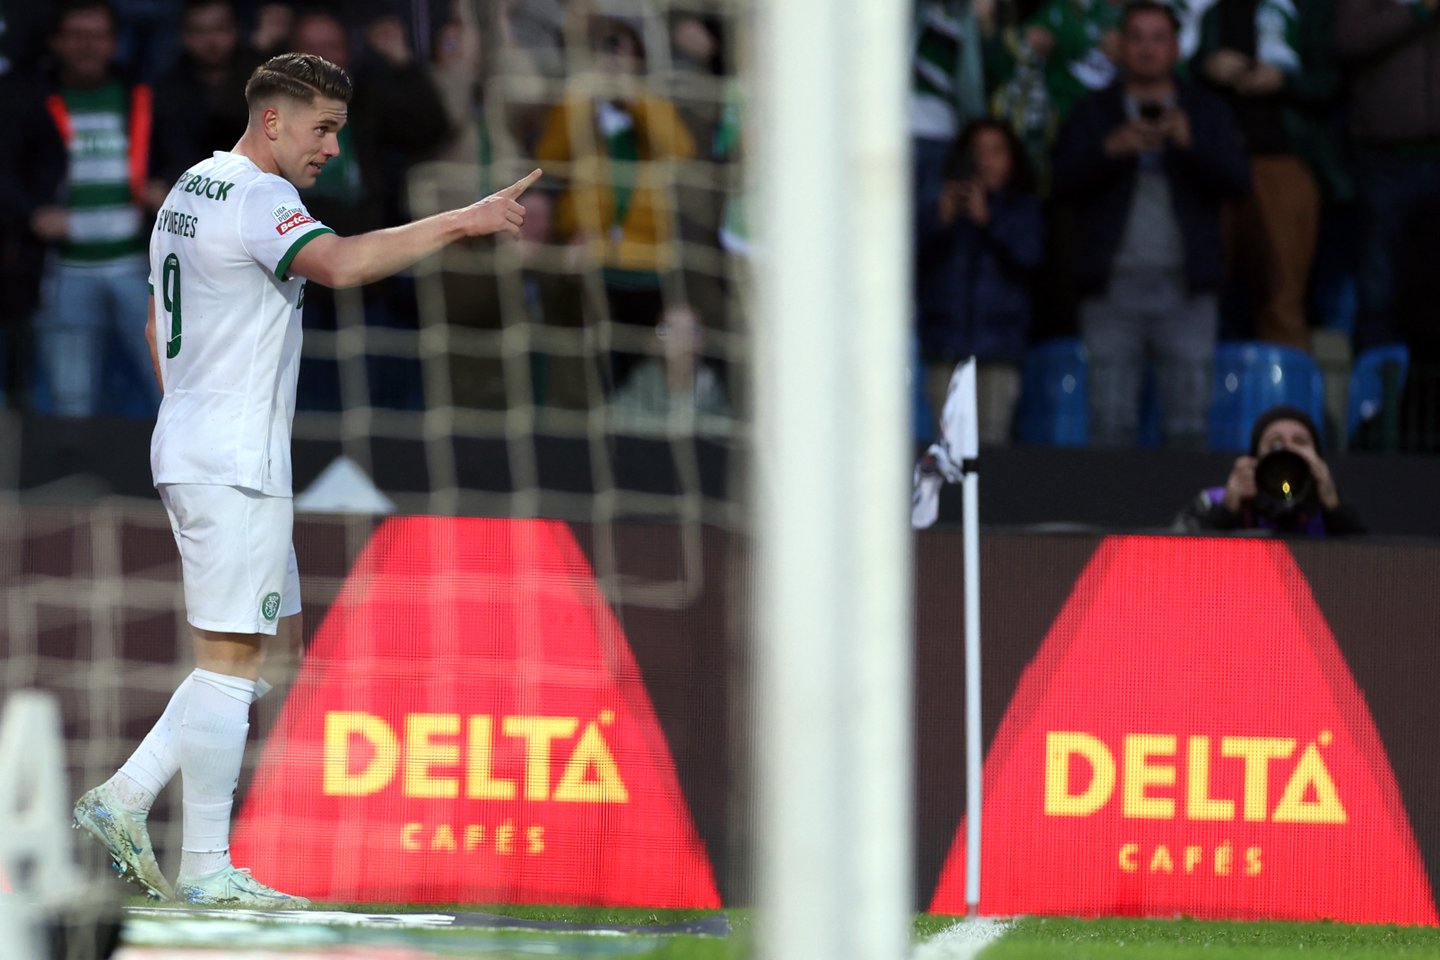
[{"xmin": 0, "ymin": 0, "xmax": 1436, "ymax": 450}]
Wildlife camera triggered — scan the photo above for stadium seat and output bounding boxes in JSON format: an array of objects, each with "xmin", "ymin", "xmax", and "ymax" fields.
[
  {"xmin": 1347, "ymin": 343, "xmax": 1410, "ymax": 445},
  {"xmin": 1016, "ymin": 337, "xmax": 1088, "ymax": 446},
  {"xmin": 1208, "ymin": 341, "xmax": 1326, "ymax": 452}
]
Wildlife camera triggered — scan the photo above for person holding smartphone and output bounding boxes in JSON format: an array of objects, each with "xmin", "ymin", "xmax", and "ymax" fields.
[
  {"xmin": 917, "ymin": 118, "xmax": 1045, "ymax": 444},
  {"xmin": 1052, "ymin": 0, "xmax": 1251, "ymax": 450}
]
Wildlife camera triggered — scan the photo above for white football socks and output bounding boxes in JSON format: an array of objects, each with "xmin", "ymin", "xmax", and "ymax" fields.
[
  {"xmin": 112, "ymin": 673, "xmax": 197, "ymax": 812},
  {"xmin": 178, "ymin": 668, "xmax": 256, "ymax": 879},
  {"xmin": 109, "ymin": 671, "xmax": 276, "ymax": 815}
]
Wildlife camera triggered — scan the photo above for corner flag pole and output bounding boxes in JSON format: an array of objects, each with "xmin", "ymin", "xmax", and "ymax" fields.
[
  {"xmin": 952, "ymin": 358, "xmax": 983, "ymax": 916},
  {"xmin": 910, "ymin": 359, "xmax": 983, "ymax": 914},
  {"xmin": 963, "ymin": 450, "xmax": 982, "ymax": 915}
]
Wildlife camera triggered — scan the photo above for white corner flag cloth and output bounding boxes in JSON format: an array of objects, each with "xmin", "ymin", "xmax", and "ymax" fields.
[{"xmin": 911, "ymin": 357, "xmax": 979, "ymax": 529}]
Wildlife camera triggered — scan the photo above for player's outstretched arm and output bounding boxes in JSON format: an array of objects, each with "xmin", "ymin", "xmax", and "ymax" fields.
[{"xmin": 290, "ymin": 168, "xmax": 542, "ymax": 289}]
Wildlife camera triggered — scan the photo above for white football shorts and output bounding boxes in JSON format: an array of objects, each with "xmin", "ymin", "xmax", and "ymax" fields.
[{"xmin": 158, "ymin": 484, "xmax": 302, "ymax": 635}]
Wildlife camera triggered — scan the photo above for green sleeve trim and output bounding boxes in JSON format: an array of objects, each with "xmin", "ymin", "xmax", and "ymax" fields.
[{"xmin": 275, "ymin": 227, "xmax": 335, "ymax": 281}]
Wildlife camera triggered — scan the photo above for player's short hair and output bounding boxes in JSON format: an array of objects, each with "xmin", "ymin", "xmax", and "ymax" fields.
[
  {"xmin": 1121, "ymin": 0, "xmax": 1181, "ymax": 35},
  {"xmin": 244, "ymin": 53, "xmax": 352, "ymax": 109}
]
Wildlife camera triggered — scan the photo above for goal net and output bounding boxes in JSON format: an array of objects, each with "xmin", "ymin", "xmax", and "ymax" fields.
[{"xmin": 0, "ymin": 0, "xmax": 913, "ymax": 955}]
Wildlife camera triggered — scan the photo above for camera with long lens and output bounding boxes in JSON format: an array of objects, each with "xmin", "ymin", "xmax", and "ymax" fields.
[{"xmin": 1252, "ymin": 448, "xmax": 1316, "ymax": 521}]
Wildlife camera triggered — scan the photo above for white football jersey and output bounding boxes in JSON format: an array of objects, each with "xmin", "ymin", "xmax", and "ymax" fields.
[{"xmin": 148, "ymin": 151, "xmax": 333, "ymax": 496}]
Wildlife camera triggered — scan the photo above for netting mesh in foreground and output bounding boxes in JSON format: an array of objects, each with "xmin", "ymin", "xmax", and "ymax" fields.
[{"xmin": 1, "ymin": 0, "xmax": 756, "ymax": 915}]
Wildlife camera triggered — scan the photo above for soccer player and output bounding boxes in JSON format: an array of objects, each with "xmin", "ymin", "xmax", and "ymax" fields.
[{"xmin": 71, "ymin": 52, "xmax": 540, "ymax": 908}]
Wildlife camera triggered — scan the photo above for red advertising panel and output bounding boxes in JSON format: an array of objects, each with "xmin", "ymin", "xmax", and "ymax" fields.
[
  {"xmin": 931, "ymin": 536, "xmax": 1437, "ymax": 924},
  {"xmin": 232, "ymin": 517, "xmax": 721, "ymax": 908}
]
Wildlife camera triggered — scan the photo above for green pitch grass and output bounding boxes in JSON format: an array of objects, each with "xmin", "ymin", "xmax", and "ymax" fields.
[
  {"xmin": 977, "ymin": 916, "xmax": 1440, "ymax": 959},
  {"xmin": 120, "ymin": 899, "xmax": 752, "ymax": 958},
  {"xmin": 117, "ymin": 899, "xmax": 1440, "ymax": 958}
]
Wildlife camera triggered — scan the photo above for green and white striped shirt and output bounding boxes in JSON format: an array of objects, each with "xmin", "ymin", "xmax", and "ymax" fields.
[{"xmin": 58, "ymin": 82, "xmax": 146, "ymax": 265}]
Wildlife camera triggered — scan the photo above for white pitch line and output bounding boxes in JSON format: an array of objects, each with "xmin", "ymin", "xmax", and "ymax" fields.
[
  {"xmin": 912, "ymin": 918, "xmax": 1012, "ymax": 960},
  {"xmin": 115, "ymin": 950, "xmax": 437, "ymax": 959},
  {"xmin": 125, "ymin": 906, "xmax": 455, "ymax": 928}
]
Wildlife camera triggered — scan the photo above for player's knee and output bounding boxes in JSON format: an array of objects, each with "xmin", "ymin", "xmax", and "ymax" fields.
[
  {"xmin": 192, "ymin": 628, "xmax": 265, "ymax": 678},
  {"xmin": 270, "ymin": 613, "xmax": 301, "ymax": 653}
]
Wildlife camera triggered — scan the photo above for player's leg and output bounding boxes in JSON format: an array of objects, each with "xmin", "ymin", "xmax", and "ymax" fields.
[
  {"xmin": 165, "ymin": 489, "xmax": 307, "ymax": 908},
  {"xmin": 73, "ymin": 673, "xmax": 188, "ymax": 899},
  {"xmin": 74, "ymin": 486, "xmax": 306, "ymax": 906},
  {"xmin": 176, "ymin": 626, "xmax": 261, "ymax": 887},
  {"xmin": 261, "ymin": 546, "xmax": 305, "ymax": 696},
  {"xmin": 72, "ymin": 633, "xmax": 259, "ymax": 904},
  {"xmin": 73, "ymin": 610, "xmax": 294, "ymax": 899},
  {"xmin": 72, "ymin": 487, "xmax": 234, "ymax": 901}
]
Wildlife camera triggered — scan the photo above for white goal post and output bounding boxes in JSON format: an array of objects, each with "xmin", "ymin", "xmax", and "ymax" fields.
[
  {"xmin": 0, "ymin": 690, "xmax": 118, "ymax": 960},
  {"xmin": 753, "ymin": 0, "xmax": 913, "ymax": 956}
]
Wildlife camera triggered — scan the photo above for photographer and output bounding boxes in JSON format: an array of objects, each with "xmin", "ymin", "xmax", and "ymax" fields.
[{"xmin": 1173, "ymin": 405, "xmax": 1366, "ymax": 535}]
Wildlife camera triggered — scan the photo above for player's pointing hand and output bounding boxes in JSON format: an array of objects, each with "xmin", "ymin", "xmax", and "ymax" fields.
[
  {"xmin": 461, "ymin": 168, "xmax": 543, "ymax": 238},
  {"xmin": 498, "ymin": 168, "xmax": 543, "ymax": 200}
]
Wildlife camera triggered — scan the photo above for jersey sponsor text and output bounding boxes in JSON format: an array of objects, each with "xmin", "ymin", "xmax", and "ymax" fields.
[
  {"xmin": 176, "ymin": 170, "xmax": 235, "ymax": 202},
  {"xmin": 276, "ymin": 211, "xmax": 317, "ymax": 235}
]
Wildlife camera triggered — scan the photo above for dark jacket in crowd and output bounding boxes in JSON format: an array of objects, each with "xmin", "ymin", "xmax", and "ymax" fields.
[
  {"xmin": 0, "ymin": 1, "xmax": 51, "ymax": 80},
  {"xmin": 1194, "ymin": 0, "xmax": 1351, "ymax": 201},
  {"xmin": 916, "ymin": 187, "xmax": 1045, "ymax": 364},
  {"xmin": 0, "ymin": 75, "xmax": 70, "ymax": 324},
  {"xmin": 1050, "ymin": 80, "xmax": 1251, "ymax": 295},
  {"xmin": 1334, "ymin": 0, "xmax": 1440, "ymax": 146},
  {"xmin": 150, "ymin": 46, "xmax": 266, "ymax": 184}
]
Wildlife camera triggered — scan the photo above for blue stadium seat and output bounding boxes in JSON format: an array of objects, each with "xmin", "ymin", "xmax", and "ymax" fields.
[
  {"xmin": 1347, "ymin": 343, "xmax": 1409, "ymax": 437},
  {"xmin": 1208, "ymin": 341, "xmax": 1325, "ymax": 452},
  {"xmin": 1016, "ymin": 338, "xmax": 1088, "ymax": 446}
]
